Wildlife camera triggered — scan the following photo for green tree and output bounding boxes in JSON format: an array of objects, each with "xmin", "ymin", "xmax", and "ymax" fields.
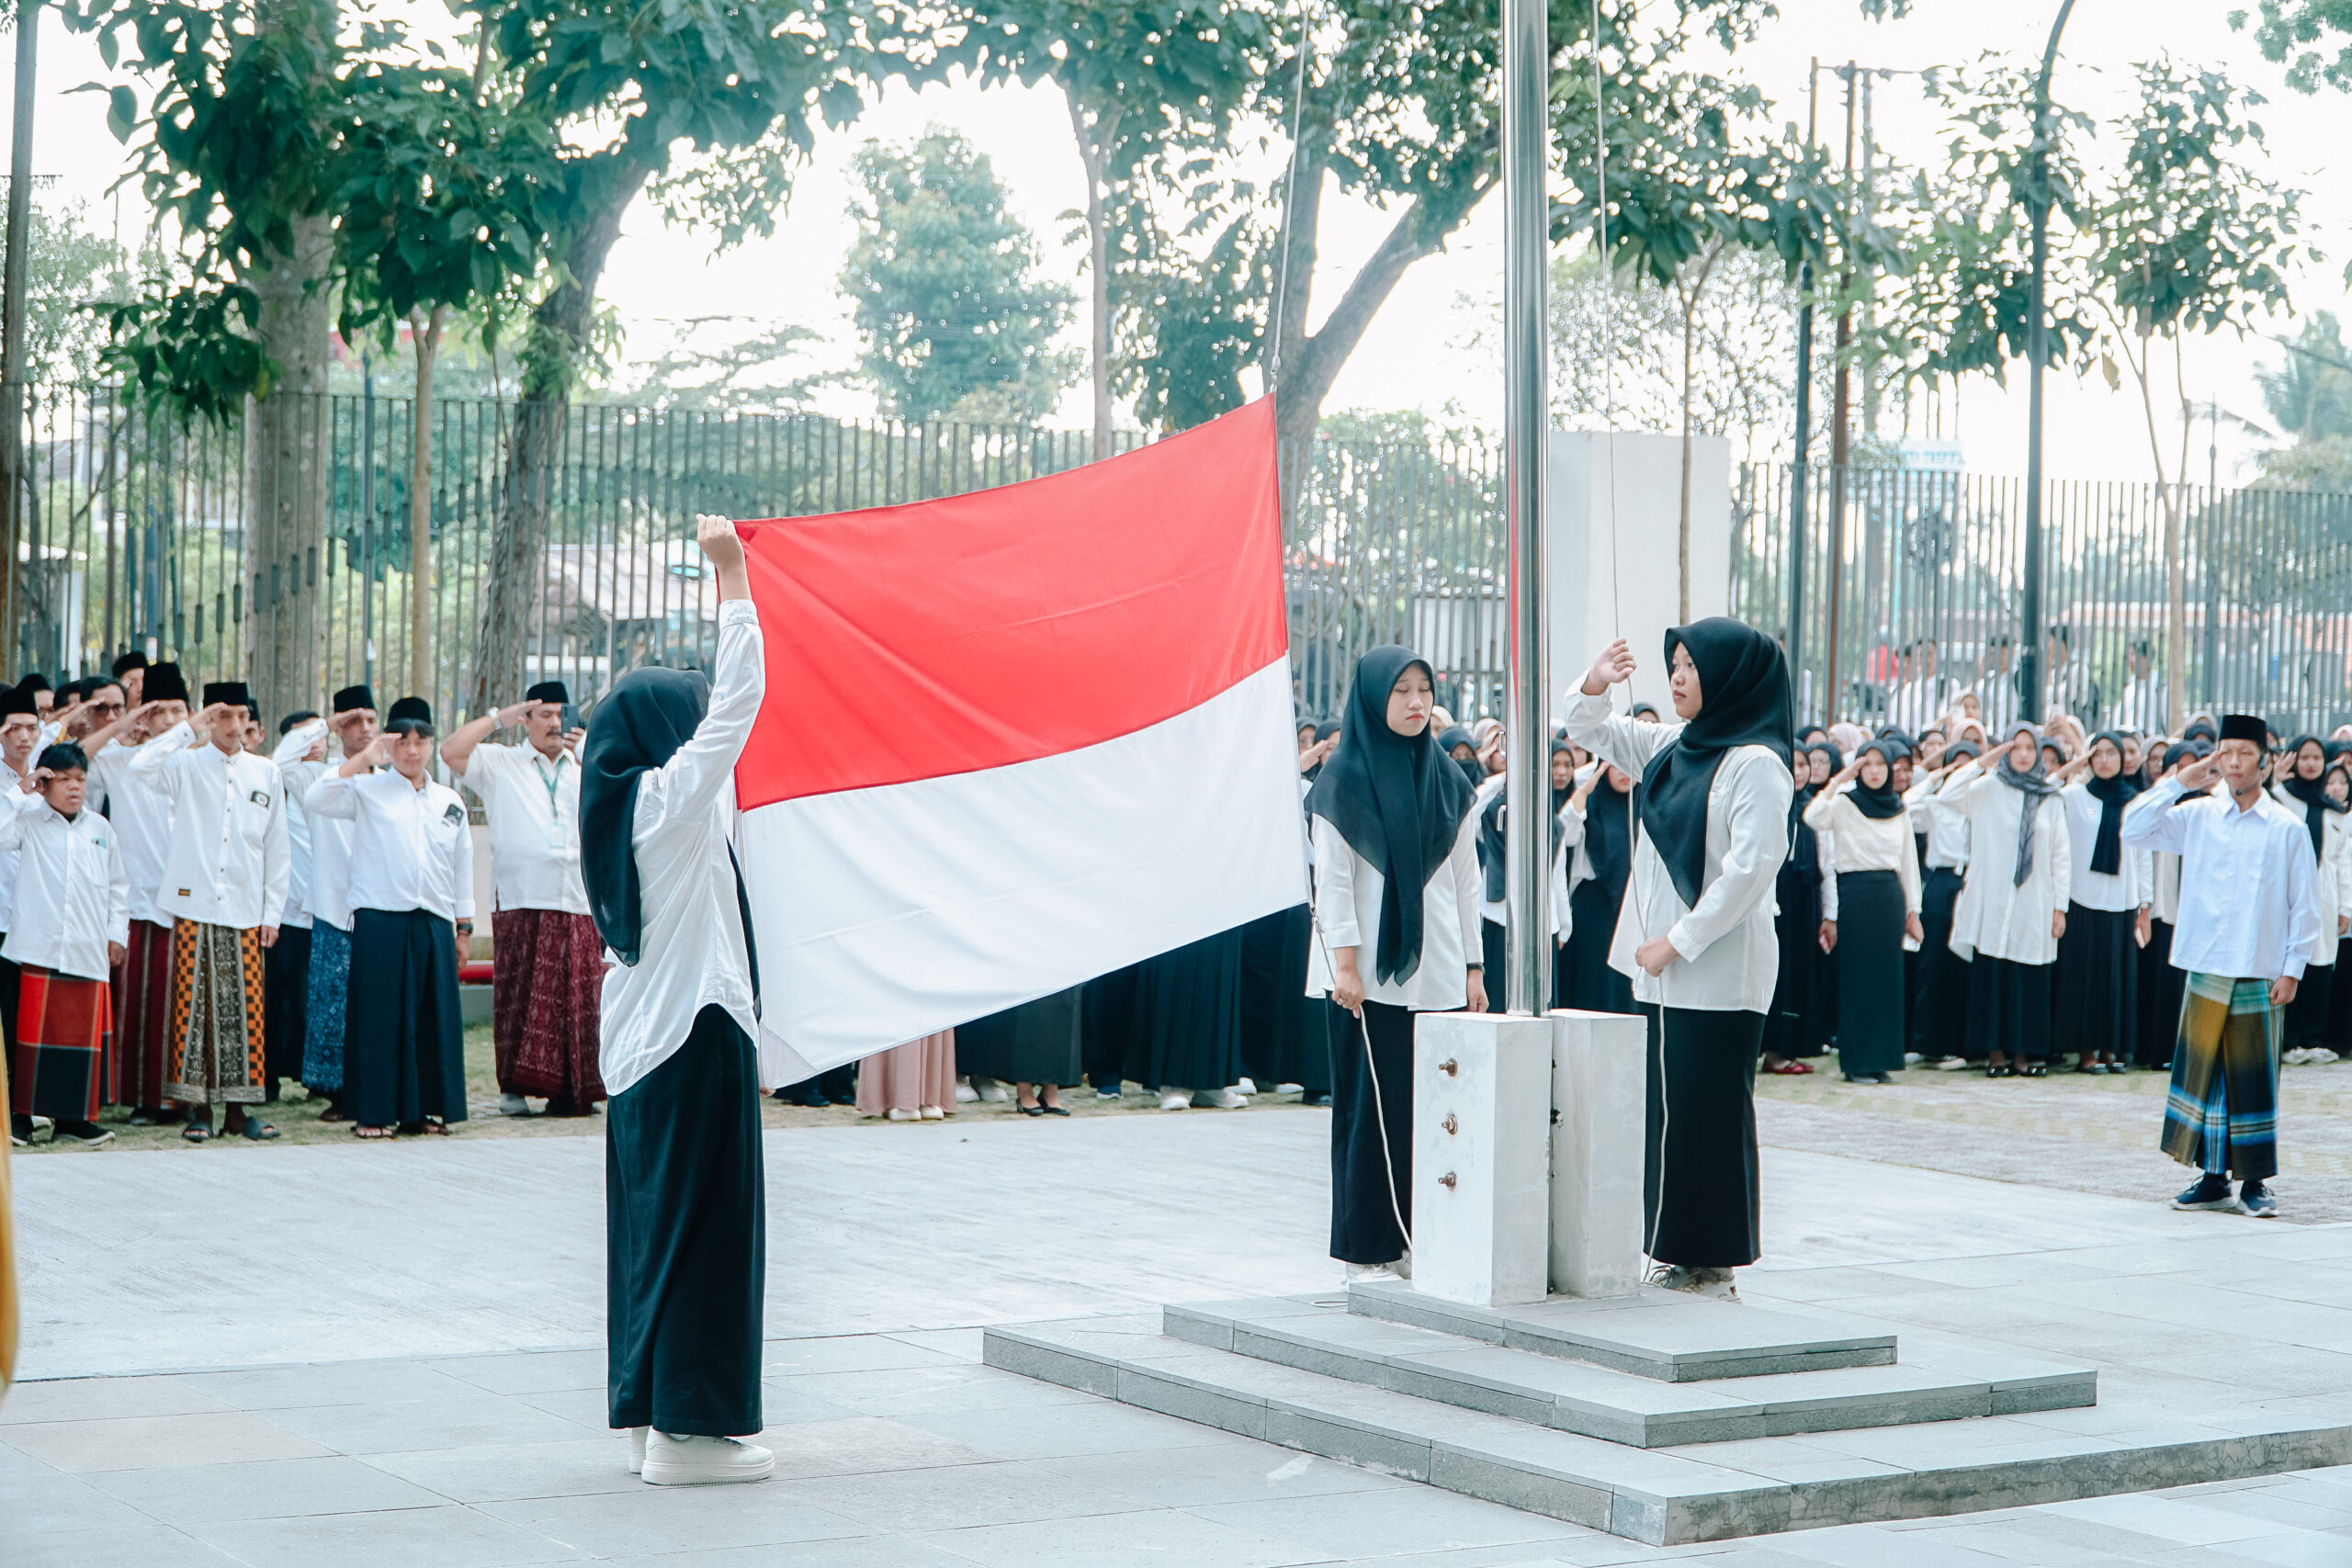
[
  {"xmin": 2232, "ymin": 0, "xmax": 2352, "ymax": 93},
  {"xmin": 18, "ymin": 201, "xmax": 125, "ymax": 386},
  {"xmin": 2253, "ymin": 313, "xmax": 2352, "ymax": 487},
  {"xmin": 842, "ymin": 128, "xmax": 1076, "ymax": 425}
]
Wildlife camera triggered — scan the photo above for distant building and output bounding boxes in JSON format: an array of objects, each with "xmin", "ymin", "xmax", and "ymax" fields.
[{"xmin": 1898, "ymin": 437, "xmax": 1964, "ymax": 472}]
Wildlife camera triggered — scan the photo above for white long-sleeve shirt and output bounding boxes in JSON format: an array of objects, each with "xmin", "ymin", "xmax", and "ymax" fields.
[
  {"xmin": 304, "ymin": 770, "xmax": 477, "ymax": 924},
  {"xmin": 1804, "ymin": 788, "xmax": 1923, "ymax": 917},
  {"xmin": 1560, "ymin": 690, "xmax": 1792, "ymax": 1012},
  {"xmin": 2122, "ymin": 776, "xmax": 2320, "ymax": 982},
  {"xmin": 1931, "ymin": 760, "xmax": 2072, "ymax": 965},
  {"xmin": 91, "ymin": 739, "xmax": 174, "ymax": 928},
  {"xmin": 276, "ymin": 758, "xmax": 322, "ymax": 931},
  {"xmin": 2269, "ymin": 785, "xmax": 2352, "ymax": 968},
  {"xmin": 1306, "ymin": 813, "xmax": 1483, "ymax": 1011},
  {"xmin": 602, "ymin": 598, "xmax": 765, "ymax": 1098},
  {"xmin": 0, "ymin": 796, "xmax": 129, "ymax": 980},
  {"xmin": 1905, "ymin": 770, "xmax": 1971, "ymax": 873},
  {"xmin": 457, "ymin": 741, "xmax": 590, "ymax": 916},
  {"xmin": 130, "ymin": 721, "xmax": 290, "ymax": 931},
  {"xmin": 2059, "ymin": 783, "xmax": 2155, "ymax": 913}
]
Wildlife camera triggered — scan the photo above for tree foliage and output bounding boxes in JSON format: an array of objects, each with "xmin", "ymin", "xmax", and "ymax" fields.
[
  {"xmin": 842, "ymin": 128, "xmax": 1076, "ymax": 425},
  {"xmin": 2231, "ymin": 0, "xmax": 2352, "ymax": 93}
]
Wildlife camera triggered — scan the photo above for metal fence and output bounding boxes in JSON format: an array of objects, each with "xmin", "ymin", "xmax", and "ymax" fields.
[
  {"xmin": 3, "ymin": 384, "xmax": 1514, "ymax": 732},
  {"xmin": 1733, "ymin": 463, "xmax": 2352, "ymax": 736}
]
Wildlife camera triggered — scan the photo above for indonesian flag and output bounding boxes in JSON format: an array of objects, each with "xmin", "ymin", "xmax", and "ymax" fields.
[{"xmin": 734, "ymin": 400, "xmax": 1308, "ymax": 1080}]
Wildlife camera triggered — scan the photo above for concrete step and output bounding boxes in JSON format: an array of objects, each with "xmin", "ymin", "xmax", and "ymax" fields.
[
  {"xmin": 982, "ymin": 1312, "xmax": 2352, "ymax": 1547},
  {"xmin": 1345, "ymin": 1278, "xmax": 1895, "ymax": 1382},
  {"xmin": 1165, "ymin": 1295, "xmax": 2092, "ymax": 1448}
]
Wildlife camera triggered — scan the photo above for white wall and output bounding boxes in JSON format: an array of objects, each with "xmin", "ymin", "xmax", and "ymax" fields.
[{"xmin": 1546, "ymin": 431, "xmax": 1731, "ymax": 719}]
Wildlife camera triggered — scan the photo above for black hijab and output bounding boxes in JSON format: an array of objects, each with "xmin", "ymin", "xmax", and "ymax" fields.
[
  {"xmin": 580, "ymin": 666, "xmax": 711, "ymax": 966},
  {"xmin": 1786, "ymin": 746, "xmax": 1822, "ymax": 880},
  {"xmin": 1849, "ymin": 739, "xmax": 1906, "ymax": 820},
  {"xmin": 1305, "ymin": 647, "xmax": 1477, "ymax": 984},
  {"xmin": 1551, "ymin": 740, "xmax": 1574, "ymax": 817},
  {"xmin": 2083, "ymin": 730, "xmax": 2142, "ymax": 877},
  {"xmin": 1582, "ymin": 762, "xmax": 1636, "ymax": 894},
  {"xmin": 2278, "ymin": 735, "xmax": 2345, "ymax": 863},
  {"xmin": 1639, "ymin": 619, "xmax": 1793, "ymax": 907}
]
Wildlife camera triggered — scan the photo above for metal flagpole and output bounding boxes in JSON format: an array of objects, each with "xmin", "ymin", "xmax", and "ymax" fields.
[{"xmin": 1501, "ymin": 0, "xmax": 1549, "ymax": 1016}]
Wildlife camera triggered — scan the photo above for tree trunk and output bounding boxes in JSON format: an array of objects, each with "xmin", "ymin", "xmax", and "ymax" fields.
[
  {"xmin": 470, "ymin": 168, "xmax": 646, "ymax": 716},
  {"xmin": 242, "ymin": 212, "xmax": 333, "ymax": 721},
  {"xmin": 409, "ymin": 306, "xmax": 446, "ymax": 705},
  {"xmin": 1063, "ymin": 87, "xmax": 1120, "ymax": 461}
]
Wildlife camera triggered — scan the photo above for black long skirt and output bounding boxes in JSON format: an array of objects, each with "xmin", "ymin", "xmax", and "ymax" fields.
[
  {"xmin": 1966, "ymin": 953, "xmax": 2052, "ymax": 1063},
  {"xmin": 607, "ymin": 1003, "xmax": 764, "ymax": 1437},
  {"xmin": 262, "ymin": 923, "xmax": 312, "ymax": 1099},
  {"xmin": 1834, "ymin": 870, "xmax": 1905, "ymax": 1077},
  {"xmin": 1764, "ymin": 865, "xmax": 1826, "ymax": 1058},
  {"xmin": 1915, "ymin": 867, "xmax": 1969, "ymax": 1059},
  {"xmin": 1329, "ymin": 998, "xmax": 1414, "ymax": 1265},
  {"xmin": 1126, "ymin": 924, "xmax": 1246, "ymax": 1092},
  {"xmin": 1238, "ymin": 904, "xmax": 1332, "ymax": 1091},
  {"xmin": 1480, "ymin": 919, "xmax": 1508, "ymax": 1013},
  {"xmin": 1562, "ymin": 878, "xmax": 1634, "ymax": 1015},
  {"xmin": 1082, "ymin": 963, "xmax": 1145, "ymax": 1091},
  {"xmin": 2135, "ymin": 920, "xmax": 2186, "ymax": 1067},
  {"xmin": 2289, "ymin": 963, "xmax": 2336, "ymax": 1056},
  {"xmin": 957, "ymin": 986, "xmax": 1084, "ymax": 1086},
  {"xmin": 1644, "ymin": 1006, "xmax": 1762, "ymax": 1269},
  {"xmin": 2055, "ymin": 902, "xmax": 2138, "ymax": 1064},
  {"xmin": 345, "ymin": 908, "xmax": 465, "ymax": 1128}
]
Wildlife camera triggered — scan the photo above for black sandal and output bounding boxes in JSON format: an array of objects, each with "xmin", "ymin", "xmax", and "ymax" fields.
[
  {"xmin": 1986, "ymin": 1062, "xmax": 2014, "ymax": 1078},
  {"xmin": 241, "ymin": 1119, "xmax": 280, "ymax": 1140},
  {"xmin": 181, "ymin": 1122, "xmax": 209, "ymax": 1143},
  {"xmin": 2022, "ymin": 1062, "xmax": 2048, "ymax": 1077}
]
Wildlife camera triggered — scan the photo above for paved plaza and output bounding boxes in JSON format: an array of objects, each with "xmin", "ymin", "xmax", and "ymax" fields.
[{"xmin": 9, "ymin": 1101, "xmax": 2352, "ymax": 1564}]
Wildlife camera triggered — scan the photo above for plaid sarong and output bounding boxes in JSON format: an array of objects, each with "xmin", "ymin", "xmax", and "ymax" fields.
[
  {"xmin": 165, "ymin": 919, "xmax": 266, "ymax": 1107},
  {"xmin": 11, "ymin": 966, "xmax": 111, "ymax": 1122},
  {"xmin": 2161, "ymin": 971, "xmax": 2281, "ymax": 1181}
]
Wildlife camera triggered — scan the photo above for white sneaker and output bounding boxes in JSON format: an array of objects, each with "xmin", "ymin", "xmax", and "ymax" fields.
[
  {"xmin": 918, "ymin": 1104, "xmax": 945, "ymax": 1120},
  {"xmin": 1158, "ymin": 1090, "xmax": 1191, "ymax": 1111},
  {"xmin": 640, "ymin": 1431, "xmax": 774, "ymax": 1486},
  {"xmin": 499, "ymin": 1093, "xmax": 530, "ymax": 1116},
  {"xmin": 1903, "ymin": 1053, "xmax": 1925, "ymax": 1066},
  {"xmin": 1931, "ymin": 1055, "xmax": 1969, "ymax": 1071},
  {"xmin": 954, "ymin": 1081, "xmax": 978, "ymax": 1103},
  {"xmin": 1394, "ymin": 1249, "xmax": 1412, "ymax": 1280},
  {"xmin": 1276, "ymin": 1082, "xmax": 1305, "ymax": 1094},
  {"xmin": 976, "ymin": 1080, "xmax": 1009, "ymax": 1104},
  {"xmin": 626, "ymin": 1426, "xmax": 648, "ymax": 1474},
  {"xmin": 2285, "ymin": 1048, "xmax": 2312, "ymax": 1066},
  {"xmin": 885, "ymin": 1107, "xmax": 920, "ymax": 1122},
  {"xmin": 1234, "ymin": 1077, "xmax": 1259, "ymax": 1095},
  {"xmin": 2313, "ymin": 1050, "xmax": 2342, "ymax": 1065},
  {"xmin": 1191, "ymin": 1088, "xmax": 1250, "ymax": 1109},
  {"xmin": 1344, "ymin": 1260, "xmax": 1402, "ymax": 1283}
]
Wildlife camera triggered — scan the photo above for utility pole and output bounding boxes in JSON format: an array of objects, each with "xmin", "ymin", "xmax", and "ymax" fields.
[
  {"xmin": 1787, "ymin": 59, "xmax": 1818, "ymax": 719},
  {"xmin": 0, "ymin": 1, "xmax": 38, "ymax": 674},
  {"xmin": 1823, "ymin": 62, "xmax": 1856, "ymax": 723},
  {"xmin": 2019, "ymin": 0, "xmax": 2076, "ymax": 727}
]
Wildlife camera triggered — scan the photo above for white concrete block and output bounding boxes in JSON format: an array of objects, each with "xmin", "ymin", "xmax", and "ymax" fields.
[
  {"xmin": 1409, "ymin": 1012, "xmax": 1555, "ymax": 1308},
  {"xmin": 1549, "ymin": 1008, "xmax": 1647, "ymax": 1299}
]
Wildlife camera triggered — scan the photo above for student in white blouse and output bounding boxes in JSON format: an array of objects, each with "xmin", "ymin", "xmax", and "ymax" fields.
[
  {"xmin": 1806, "ymin": 740, "xmax": 1924, "ymax": 1084},
  {"xmin": 1564, "ymin": 621, "xmax": 1793, "ymax": 1303},
  {"xmin": 2269, "ymin": 735, "xmax": 2352, "ymax": 1064},
  {"xmin": 2050, "ymin": 732, "xmax": 2155, "ymax": 1074},
  {"xmin": 306, "ymin": 697, "xmax": 475, "ymax": 1139},
  {"xmin": 1928, "ymin": 723, "xmax": 2071, "ymax": 1076},
  {"xmin": 1905, "ymin": 738, "xmax": 1979, "ymax": 1067},
  {"xmin": 1306, "ymin": 647, "xmax": 1482, "ymax": 1283},
  {"xmin": 580, "ymin": 513, "xmax": 771, "ymax": 1488}
]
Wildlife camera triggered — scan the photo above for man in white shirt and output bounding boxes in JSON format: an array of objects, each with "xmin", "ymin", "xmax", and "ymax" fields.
[
  {"xmin": 1887, "ymin": 638, "xmax": 1954, "ymax": 736},
  {"xmin": 298, "ymin": 684, "xmax": 377, "ymax": 1121},
  {"xmin": 4, "ymin": 742, "xmax": 128, "ymax": 1148},
  {"xmin": 308, "ymin": 695, "xmax": 475, "ymax": 1137},
  {"xmin": 130, "ymin": 680, "xmax": 291, "ymax": 1143},
  {"xmin": 2043, "ymin": 625, "xmax": 2099, "ymax": 727},
  {"xmin": 1973, "ymin": 635, "xmax": 2021, "ymax": 735},
  {"xmin": 2122, "ymin": 713, "xmax": 2322, "ymax": 1219},
  {"xmin": 2110, "ymin": 639, "xmax": 2168, "ymax": 735},
  {"xmin": 442, "ymin": 681, "xmax": 601, "ymax": 1117},
  {"xmin": 264, "ymin": 711, "xmax": 326, "ymax": 1104},
  {"xmin": 82, "ymin": 660, "xmax": 187, "ymax": 1122}
]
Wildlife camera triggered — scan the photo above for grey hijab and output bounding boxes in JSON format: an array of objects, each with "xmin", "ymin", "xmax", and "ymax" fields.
[{"xmin": 1989, "ymin": 722, "xmax": 2061, "ymax": 887}]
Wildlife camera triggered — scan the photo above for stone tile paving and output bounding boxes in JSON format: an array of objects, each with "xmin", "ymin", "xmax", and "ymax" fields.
[{"xmin": 8, "ymin": 1332, "xmax": 2352, "ymax": 1568}]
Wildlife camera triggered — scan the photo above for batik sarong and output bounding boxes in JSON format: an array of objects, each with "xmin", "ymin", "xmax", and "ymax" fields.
[
  {"xmin": 108, "ymin": 918, "xmax": 174, "ymax": 1109},
  {"xmin": 165, "ymin": 919, "xmax": 266, "ymax": 1107},
  {"xmin": 491, "ymin": 908, "xmax": 606, "ymax": 1105},
  {"xmin": 11, "ymin": 966, "xmax": 111, "ymax": 1122},
  {"xmin": 300, "ymin": 920, "xmax": 351, "ymax": 1092},
  {"xmin": 2160, "ymin": 971, "xmax": 2281, "ymax": 1182}
]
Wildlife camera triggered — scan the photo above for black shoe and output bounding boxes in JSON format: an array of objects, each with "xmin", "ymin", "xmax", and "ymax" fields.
[
  {"xmin": 56, "ymin": 1120, "xmax": 115, "ymax": 1146},
  {"xmin": 2173, "ymin": 1175, "xmax": 2235, "ymax": 1211},
  {"xmin": 2239, "ymin": 1181, "xmax": 2279, "ymax": 1218}
]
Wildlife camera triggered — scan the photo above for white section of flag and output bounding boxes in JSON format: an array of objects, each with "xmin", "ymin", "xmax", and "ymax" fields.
[{"xmin": 743, "ymin": 656, "xmax": 1309, "ymax": 1079}]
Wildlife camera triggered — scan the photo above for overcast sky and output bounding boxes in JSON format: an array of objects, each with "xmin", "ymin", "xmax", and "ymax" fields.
[{"xmin": 15, "ymin": 0, "xmax": 2344, "ymax": 485}]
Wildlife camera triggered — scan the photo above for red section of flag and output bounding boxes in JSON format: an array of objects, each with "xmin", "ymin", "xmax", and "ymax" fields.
[{"xmin": 734, "ymin": 399, "xmax": 1287, "ymax": 808}]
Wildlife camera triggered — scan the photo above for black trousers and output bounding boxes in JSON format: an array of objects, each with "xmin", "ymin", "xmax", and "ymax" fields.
[
  {"xmin": 2289, "ymin": 964, "xmax": 2336, "ymax": 1055},
  {"xmin": 1834, "ymin": 870, "xmax": 1905, "ymax": 1077},
  {"xmin": 1644, "ymin": 1006, "xmax": 1762, "ymax": 1269},
  {"xmin": 608, "ymin": 1003, "xmax": 764, "ymax": 1437},
  {"xmin": 262, "ymin": 924, "xmax": 312, "ymax": 1099},
  {"xmin": 345, "ymin": 908, "xmax": 465, "ymax": 1128},
  {"xmin": 2138, "ymin": 920, "xmax": 2186, "ymax": 1067},
  {"xmin": 1329, "ymin": 998, "xmax": 1414, "ymax": 1266},
  {"xmin": 1967, "ymin": 954, "xmax": 2052, "ymax": 1062}
]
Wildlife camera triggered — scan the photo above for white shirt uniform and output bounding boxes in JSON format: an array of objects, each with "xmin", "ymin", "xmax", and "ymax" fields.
[
  {"xmin": 130, "ymin": 722, "xmax": 290, "ymax": 931},
  {"xmin": 1973, "ymin": 671, "xmax": 2021, "ymax": 735},
  {"xmin": 0, "ymin": 797, "xmax": 130, "ymax": 980},
  {"xmin": 2111, "ymin": 676, "xmax": 2167, "ymax": 734},
  {"xmin": 2267, "ymin": 785, "xmax": 2352, "ymax": 969},
  {"xmin": 94, "ymin": 740, "xmax": 175, "ymax": 928},
  {"xmin": 2059, "ymin": 783, "xmax": 2155, "ymax": 913},
  {"xmin": 305, "ymin": 771, "xmax": 477, "ymax": 925},
  {"xmin": 1887, "ymin": 674, "xmax": 1953, "ymax": 736},
  {"xmin": 1306, "ymin": 814, "xmax": 1483, "ymax": 1011},
  {"xmin": 600, "ymin": 598, "xmax": 765, "ymax": 1099},
  {"xmin": 1804, "ymin": 787, "xmax": 1923, "ymax": 917},
  {"xmin": 458, "ymin": 741, "xmax": 590, "ymax": 915},
  {"xmin": 1561, "ymin": 690, "xmax": 1792, "ymax": 1013},
  {"xmin": 2124, "ymin": 777, "xmax": 2321, "ymax": 982},
  {"xmin": 276, "ymin": 758, "xmax": 322, "ymax": 931},
  {"xmin": 1905, "ymin": 769, "xmax": 1971, "ymax": 873},
  {"xmin": 1931, "ymin": 760, "xmax": 2071, "ymax": 965}
]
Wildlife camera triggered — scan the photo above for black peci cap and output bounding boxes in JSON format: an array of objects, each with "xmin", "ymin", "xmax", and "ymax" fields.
[
  {"xmin": 524, "ymin": 681, "xmax": 569, "ymax": 705},
  {"xmin": 143, "ymin": 662, "xmax": 190, "ymax": 705}
]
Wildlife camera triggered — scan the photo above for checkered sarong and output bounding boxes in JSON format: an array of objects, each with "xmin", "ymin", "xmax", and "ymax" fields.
[{"xmin": 2160, "ymin": 971, "xmax": 2280, "ymax": 1182}]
